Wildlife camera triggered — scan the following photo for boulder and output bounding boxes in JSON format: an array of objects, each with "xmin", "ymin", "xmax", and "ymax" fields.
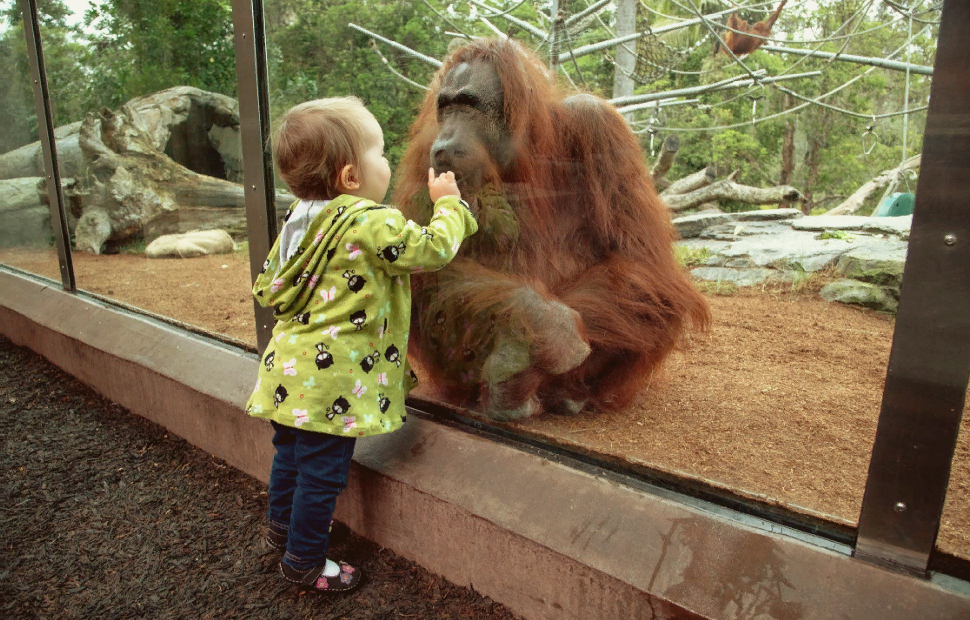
[
  {"xmin": 672, "ymin": 212, "xmax": 733, "ymax": 239},
  {"xmin": 834, "ymin": 242, "xmax": 908, "ymax": 288},
  {"xmin": 820, "ymin": 280, "xmax": 898, "ymax": 314},
  {"xmin": 690, "ymin": 267, "xmax": 777, "ymax": 287}
]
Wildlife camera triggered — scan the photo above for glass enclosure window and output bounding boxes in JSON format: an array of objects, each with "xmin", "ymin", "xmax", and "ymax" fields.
[
  {"xmin": 0, "ymin": 2, "xmax": 60, "ymax": 281},
  {"xmin": 33, "ymin": 0, "xmax": 256, "ymax": 346},
  {"xmin": 939, "ymin": 407, "xmax": 970, "ymax": 559},
  {"xmin": 12, "ymin": 0, "xmax": 961, "ymax": 563},
  {"xmin": 258, "ymin": 0, "xmax": 947, "ymax": 550}
]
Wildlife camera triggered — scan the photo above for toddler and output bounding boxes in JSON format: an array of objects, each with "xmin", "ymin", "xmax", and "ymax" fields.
[{"xmin": 246, "ymin": 96, "xmax": 477, "ymax": 593}]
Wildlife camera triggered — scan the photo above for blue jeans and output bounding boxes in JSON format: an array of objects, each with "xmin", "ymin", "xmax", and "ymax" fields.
[{"xmin": 268, "ymin": 421, "xmax": 357, "ymax": 571}]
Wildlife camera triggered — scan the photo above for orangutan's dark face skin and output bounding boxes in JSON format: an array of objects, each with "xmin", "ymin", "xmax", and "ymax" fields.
[{"xmin": 431, "ymin": 60, "xmax": 513, "ymax": 195}]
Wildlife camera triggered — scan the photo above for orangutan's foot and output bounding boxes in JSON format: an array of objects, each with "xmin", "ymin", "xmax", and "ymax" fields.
[{"xmin": 540, "ymin": 301, "xmax": 591, "ymax": 375}]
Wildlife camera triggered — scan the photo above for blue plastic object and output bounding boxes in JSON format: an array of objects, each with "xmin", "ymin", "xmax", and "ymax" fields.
[{"xmin": 874, "ymin": 192, "xmax": 915, "ymax": 217}]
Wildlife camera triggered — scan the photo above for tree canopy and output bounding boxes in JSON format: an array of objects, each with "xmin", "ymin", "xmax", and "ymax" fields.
[{"xmin": 0, "ymin": 0, "xmax": 939, "ymax": 214}]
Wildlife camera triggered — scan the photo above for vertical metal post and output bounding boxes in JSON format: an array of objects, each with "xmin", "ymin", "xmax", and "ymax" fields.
[
  {"xmin": 855, "ymin": 0, "xmax": 970, "ymax": 576},
  {"xmin": 19, "ymin": 0, "xmax": 75, "ymax": 291},
  {"xmin": 231, "ymin": 0, "xmax": 277, "ymax": 354}
]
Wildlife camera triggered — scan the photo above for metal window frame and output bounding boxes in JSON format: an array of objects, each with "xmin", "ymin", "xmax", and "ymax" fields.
[
  {"xmin": 854, "ymin": 0, "xmax": 970, "ymax": 577},
  {"xmin": 231, "ymin": 0, "xmax": 278, "ymax": 354},
  {"xmin": 19, "ymin": 0, "xmax": 75, "ymax": 291}
]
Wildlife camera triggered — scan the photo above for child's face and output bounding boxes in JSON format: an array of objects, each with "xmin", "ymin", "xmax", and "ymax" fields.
[{"xmin": 355, "ymin": 114, "xmax": 392, "ymax": 204}]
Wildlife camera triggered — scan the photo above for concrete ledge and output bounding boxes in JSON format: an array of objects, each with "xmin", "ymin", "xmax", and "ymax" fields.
[{"xmin": 2, "ymin": 267, "xmax": 969, "ymax": 620}]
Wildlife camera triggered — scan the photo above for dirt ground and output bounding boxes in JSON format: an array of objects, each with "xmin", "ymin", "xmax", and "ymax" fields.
[
  {"xmin": 0, "ymin": 336, "xmax": 522, "ymax": 619},
  {"xmin": 3, "ymin": 247, "xmax": 968, "ymax": 564}
]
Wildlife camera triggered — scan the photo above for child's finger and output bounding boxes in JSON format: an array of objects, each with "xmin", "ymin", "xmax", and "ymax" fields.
[{"xmin": 428, "ymin": 168, "xmax": 435, "ymax": 185}]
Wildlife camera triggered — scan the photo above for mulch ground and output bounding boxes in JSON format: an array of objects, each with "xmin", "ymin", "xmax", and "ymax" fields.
[{"xmin": 0, "ymin": 336, "xmax": 521, "ymax": 620}]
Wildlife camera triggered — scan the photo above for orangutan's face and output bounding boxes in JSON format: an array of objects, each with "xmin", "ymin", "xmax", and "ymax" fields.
[{"xmin": 430, "ymin": 60, "xmax": 513, "ymax": 195}]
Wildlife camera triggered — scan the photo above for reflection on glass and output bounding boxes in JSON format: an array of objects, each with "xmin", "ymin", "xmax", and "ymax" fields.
[
  {"xmin": 33, "ymin": 0, "xmax": 254, "ymax": 344},
  {"xmin": 252, "ymin": 0, "xmax": 950, "ymax": 530},
  {"xmin": 0, "ymin": 2, "xmax": 60, "ymax": 281}
]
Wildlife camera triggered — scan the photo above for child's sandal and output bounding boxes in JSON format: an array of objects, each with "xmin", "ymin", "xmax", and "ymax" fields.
[{"xmin": 278, "ymin": 559, "xmax": 363, "ymax": 593}]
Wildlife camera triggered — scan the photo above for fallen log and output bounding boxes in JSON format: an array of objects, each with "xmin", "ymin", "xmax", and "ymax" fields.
[
  {"xmin": 661, "ymin": 164, "xmax": 717, "ymax": 197},
  {"xmin": 826, "ymin": 154, "xmax": 921, "ymax": 216},
  {"xmin": 663, "ymin": 172, "xmax": 803, "ymax": 212},
  {"xmin": 70, "ymin": 86, "xmax": 294, "ymax": 254}
]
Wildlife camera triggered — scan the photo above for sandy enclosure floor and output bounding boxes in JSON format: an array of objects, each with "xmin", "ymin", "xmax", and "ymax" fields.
[{"xmin": 3, "ymin": 247, "xmax": 968, "ymax": 562}]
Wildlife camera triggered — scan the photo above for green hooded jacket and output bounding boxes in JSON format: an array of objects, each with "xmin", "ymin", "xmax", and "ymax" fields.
[{"xmin": 246, "ymin": 193, "xmax": 478, "ymax": 437}]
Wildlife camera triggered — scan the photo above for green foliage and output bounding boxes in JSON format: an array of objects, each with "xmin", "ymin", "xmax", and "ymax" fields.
[
  {"xmin": 0, "ymin": 0, "xmax": 939, "ymax": 223},
  {"xmin": 816, "ymin": 229, "xmax": 856, "ymax": 241},
  {"xmin": 118, "ymin": 238, "xmax": 147, "ymax": 254},
  {"xmin": 675, "ymin": 245, "xmax": 713, "ymax": 268},
  {"xmin": 698, "ymin": 279, "xmax": 737, "ymax": 296},
  {"xmin": 82, "ymin": 0, "xmax": 237, "ymax": 107}
]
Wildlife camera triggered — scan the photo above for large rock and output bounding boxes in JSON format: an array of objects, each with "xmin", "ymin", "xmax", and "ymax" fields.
[
  {"xmin": 672, "ymin": 212, "xmax": 734, "ymax": 238},
  {"xmin": 690, "ymin": 267, "xmax": 777, "ymax": 286},
  {"xmin": 706, "ymin": 229, "xmax": 868, "ymax": 271},
  {"xmin": 820, "ymin": 280, "xmax": 898, "ymax": 314},
  {"xmin": 834, "ymin": 242, "xmax": 908, "ymax": 287},
  {"xmin": 145, "ymin": 229, "xmax": 235, "ymax": 258},
  {"xmin": 700, "ymin": 221, "xmax": 794, "ymax": 241},
  {"xmin": 733, "ymin": 208, "xmax": 804, "ymax": 222},
  {"xmin": 792, "ymin": 214, "xmax": 912, "ymax": 238}
]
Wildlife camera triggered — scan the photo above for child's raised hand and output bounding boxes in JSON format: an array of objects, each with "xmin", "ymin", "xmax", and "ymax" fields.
[{"xmin": 428, "ymin": 168, "xmax": 461, "ymax": 203}]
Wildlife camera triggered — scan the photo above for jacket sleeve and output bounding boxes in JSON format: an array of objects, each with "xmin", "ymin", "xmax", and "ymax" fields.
[{"xmin": 360, "ymin": 195, "xmax": 478, "ymax": 276}]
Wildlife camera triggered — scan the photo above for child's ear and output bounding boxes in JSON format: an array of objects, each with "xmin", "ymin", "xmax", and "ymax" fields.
[{"xmin": 336, "ymin": 164, "xmax": 360, "ymax": 193}]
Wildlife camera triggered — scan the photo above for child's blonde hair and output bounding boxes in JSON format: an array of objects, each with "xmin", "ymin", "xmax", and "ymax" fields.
[{"xmin": 271, "ymin": 96, "xmax": 372, "ymax": 200}]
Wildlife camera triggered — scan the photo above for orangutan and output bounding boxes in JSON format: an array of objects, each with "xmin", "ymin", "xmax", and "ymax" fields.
[
  {"xmin": 394, "ymin": 38, "xmax": 710, "ymax": 421},
  {"xmin": 720, "ymin": 0, "xmax": 787, "ymax": 57}
]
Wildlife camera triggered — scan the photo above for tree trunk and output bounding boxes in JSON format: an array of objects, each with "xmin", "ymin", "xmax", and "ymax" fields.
[
  {"xmin": 69, "ymin": 86, "xmax": 293, "ymax": 254},
  {"xmin": 779, "ymin": 92, "xmax": 796, "ymax": 208},
  {"xmin": 827, "ymin": 155, "xmax": 921, "ymax": 216},
  {"xmin": 612, "ymin": 0, "xmax": 637, "ymax": 120},
  {"xmin": 663, "ymin": 174, "xmax": 802, "ymax": 212},
  {"xmin": 661, "ymin": 164, "xmax": 717, "ymax": 196},
  {"xmin": 802, "ymin": 135, "xmax": 822, "ymax": 214},
  {"xmin": 0, "ymin": 122, "xmax": 85, "ymax": 180}
]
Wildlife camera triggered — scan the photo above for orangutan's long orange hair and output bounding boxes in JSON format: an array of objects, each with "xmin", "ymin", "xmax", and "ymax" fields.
[{"xmin": 395, "ymin": 38, "xmax": 710, "ymax": 412}]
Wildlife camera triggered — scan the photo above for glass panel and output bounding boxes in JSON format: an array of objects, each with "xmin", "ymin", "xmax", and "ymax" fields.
[
  {"xmin": 0, "ymin": 1, "xmax": 60, "ymax": 281},
  {"xmin": 939, "ymin": 403, "xmax": 970, "ymax": 562},
  {"xmin": 35, "ymin": 0, "xmax": 255, "ymax": 345},
  {"xmin": 253, "ymin": 0, "xmax": 951, "ymax": 535}
]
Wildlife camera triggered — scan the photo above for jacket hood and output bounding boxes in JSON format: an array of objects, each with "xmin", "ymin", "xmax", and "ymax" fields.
[{"xmin": 253, "ymin": 194, "xmax": 381, "ymax": 322}]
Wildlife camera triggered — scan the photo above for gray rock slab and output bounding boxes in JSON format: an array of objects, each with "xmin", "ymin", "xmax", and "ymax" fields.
[
  {"xmin": 834, "ymin": 242, "xmax": 908, "ymax": 286},
  {"xmin": 712, "ymin": 229, "xmax": 871, "ymax": 271},
  {"xmin": 732, "ymin": 208, "xmax": 804, "ymax": 222},
  {"xmin": 672, "ymin": 213, "xmax": 734, "ymax": 239},
  {"xmin": 820, "ymin": 279, "xmax": 898, "ymax": 314},
  {"xmin": 690, "ymin": 267, "xmax": 776, "ymax": 286},
  {"xmin": 700, "ymin": 221, "xmax": 794, "ymax": 241},
  {"xmin": 860, "ymin": 216, "xmax": 912, "ymax": 238},
  {"xmin": 792, "ymin": 214, "xmax": 912, "ymax": 237}
]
